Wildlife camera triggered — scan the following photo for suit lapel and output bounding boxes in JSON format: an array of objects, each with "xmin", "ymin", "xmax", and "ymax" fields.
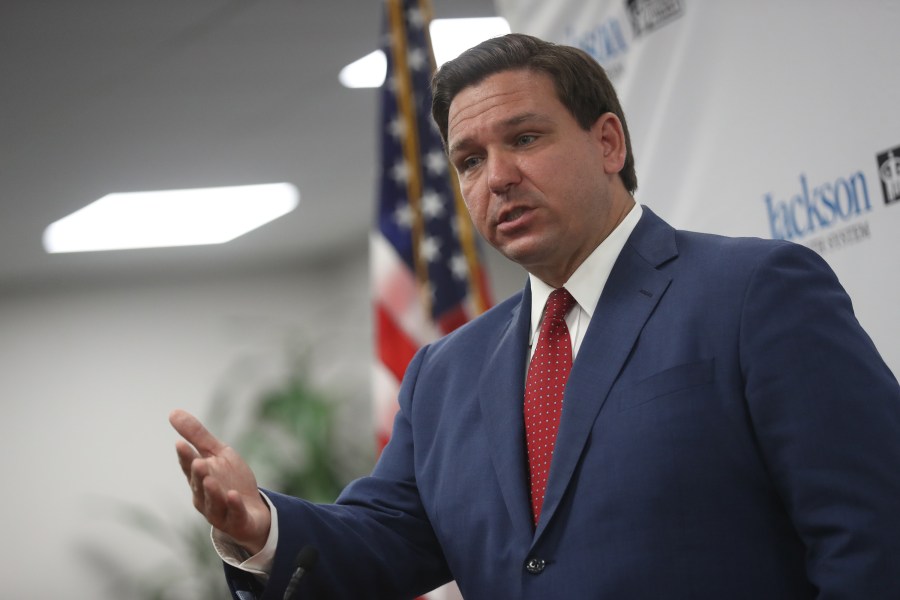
[
  {"xmin": 478, "ymin": 285, "xmax": 534, "ymax": 537},
  {"xmin": 534, "ymin": 208, "xmax": 677, "ymax": 540}
]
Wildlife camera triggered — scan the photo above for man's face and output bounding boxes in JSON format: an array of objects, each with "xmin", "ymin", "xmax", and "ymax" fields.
[{"xmin": 447, "ymin": 69, "xmax": 626, "ymax": 286}]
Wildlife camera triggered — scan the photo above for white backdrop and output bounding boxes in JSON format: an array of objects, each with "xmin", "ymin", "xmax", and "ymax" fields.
[{"xmin": 494, "ymin": 0, "xmax": 900, "ymax": 373}]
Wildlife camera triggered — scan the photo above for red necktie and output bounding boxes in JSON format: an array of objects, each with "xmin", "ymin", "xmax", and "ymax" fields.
[{"xmin": 525, "ymin": 287, "xmax": 576, "ymax": 526}]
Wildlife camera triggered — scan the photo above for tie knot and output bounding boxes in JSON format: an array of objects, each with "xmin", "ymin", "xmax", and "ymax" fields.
[{"xmin": 545, "ymin": 287, "xmax": 576, "ymax": 322}]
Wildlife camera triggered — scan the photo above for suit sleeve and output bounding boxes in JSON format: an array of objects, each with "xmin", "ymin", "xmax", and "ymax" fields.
[
  {"xmin": 225, "ymin": 346, "xmax": 452, "ymax": 599},
  {"xmin": 739, "ymin": 242, "xmax": 900, "ymax": 598}
]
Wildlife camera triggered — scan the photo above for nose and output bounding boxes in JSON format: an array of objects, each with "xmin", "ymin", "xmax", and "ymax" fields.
[{"xmin": 487, "ymin": 152, "xmax": 521, "ymax": 196}]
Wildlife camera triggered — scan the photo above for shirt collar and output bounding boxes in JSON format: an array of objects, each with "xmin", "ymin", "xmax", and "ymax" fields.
[{"xmin": 529, "ymin": 203, "xmax": 643, "ymax": 338}]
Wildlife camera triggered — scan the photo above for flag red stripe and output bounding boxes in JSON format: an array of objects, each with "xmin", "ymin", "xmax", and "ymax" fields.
[{"xmin": 376, "ymin": 303, "xmax": 421, "ymax": 382}]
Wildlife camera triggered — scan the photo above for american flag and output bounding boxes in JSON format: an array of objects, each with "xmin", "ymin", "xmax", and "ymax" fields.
[{"xmin": 372, "ymin": 0, "xmax": 493, "ymax": 454}]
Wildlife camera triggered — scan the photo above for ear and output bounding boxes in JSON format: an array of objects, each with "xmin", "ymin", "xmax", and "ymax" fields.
[{"xmin": 590, "ymin": 113, "xmax": 627, "ymax": 176}]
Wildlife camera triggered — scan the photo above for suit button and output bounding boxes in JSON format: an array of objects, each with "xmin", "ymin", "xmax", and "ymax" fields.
[{"xmin": 525, "ymin": 557, "xmax": 546, "ymax": 574}]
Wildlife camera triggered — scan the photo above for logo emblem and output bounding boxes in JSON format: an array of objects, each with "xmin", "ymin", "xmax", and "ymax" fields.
[
  {"xmin": 876, "ymin": 145, "xmax": 900, "ymax": 206},
  {"xmin": 625, "ymin": 0, "xmax": 684, "ymax": 37}
]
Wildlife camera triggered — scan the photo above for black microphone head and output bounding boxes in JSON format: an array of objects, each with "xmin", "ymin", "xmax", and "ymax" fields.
[
  {"xmin": 283, "ymin": 546, "xmax": 320, "ymax": 600},
  {"xmin": 294, "ymin": 545, "xmax": 319, "ymax": 572}
]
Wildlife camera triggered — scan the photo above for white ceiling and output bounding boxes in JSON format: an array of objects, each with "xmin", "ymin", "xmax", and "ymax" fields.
[{"xmin": 0, "ymin": 0, "xmax": 498, "ymax": 290}]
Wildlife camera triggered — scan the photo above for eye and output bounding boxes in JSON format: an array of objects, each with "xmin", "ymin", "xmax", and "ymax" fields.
[
  {"xmin": 459, "ymin": 156, "xmax": 483, "ymax": 172},
  {"xmin": 516, "ymin": 134, "xmax": 537, "ymax": 146}
]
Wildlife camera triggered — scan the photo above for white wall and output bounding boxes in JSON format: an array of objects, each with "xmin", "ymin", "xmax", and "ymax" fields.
[{"xmin": 0, "ymin": 247, "xmax": 370, "ymax": 598}]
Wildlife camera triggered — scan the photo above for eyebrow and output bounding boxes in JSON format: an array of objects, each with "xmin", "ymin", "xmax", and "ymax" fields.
[
  {"xmin": 448, "ymin": 112, "xmax": 553, "ymax": 157},
  {"xmin": 503, "ymin": 112, "xmax": 550, "ymax": 128}
]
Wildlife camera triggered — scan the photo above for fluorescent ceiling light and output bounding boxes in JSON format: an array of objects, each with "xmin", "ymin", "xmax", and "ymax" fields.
[
  {"xmin": 339, "ymin": 17, "xmax": 511, "ymax": 89},
  {"xmin": 340, "ymin": 50, "xmax": 388, "ymax": 89},
  {"xmin": 43, "ymin": 182, "xmax": 299, "ymax": 253},
  {"xmin": 428, "ymin": 17, "xmax": 511, "ymax": 66}
]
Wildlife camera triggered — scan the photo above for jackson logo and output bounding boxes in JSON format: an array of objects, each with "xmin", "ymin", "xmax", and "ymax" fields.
[
  {"xmin": 625, "ymin": 0, "xmax": 684, "ymax": 37},
  {"xmin": 762, "ymin": 171, "xmax": 872, "ymax": 242},
  {"xmin": 876, "ymin": 145, "xmax": 900, "ymax": 206}
]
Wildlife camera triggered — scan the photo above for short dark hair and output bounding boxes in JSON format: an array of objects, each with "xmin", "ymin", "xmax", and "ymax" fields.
[{"xmin": 431, "ymin": 33, "xmax": 637, "ymax": 193}]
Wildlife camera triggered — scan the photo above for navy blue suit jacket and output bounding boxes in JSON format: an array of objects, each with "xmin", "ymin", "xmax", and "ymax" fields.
[{"xmin": 227, "ymin": 208, "xmax": 900, "ymax": 599}]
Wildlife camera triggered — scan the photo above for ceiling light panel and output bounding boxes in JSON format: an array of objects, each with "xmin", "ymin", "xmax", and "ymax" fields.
[
  {"xmin": 339, "ymin": 17, "xmax": 511, "ymax": 89},
  {"xmin": 43, "ymin": 182, "xmax": 299, "ymax": 253}
]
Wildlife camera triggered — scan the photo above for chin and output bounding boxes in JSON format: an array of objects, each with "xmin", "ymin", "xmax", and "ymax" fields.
[{"xmin": 497, "ymin": 245, "xmax": 541, "ymax": 270}]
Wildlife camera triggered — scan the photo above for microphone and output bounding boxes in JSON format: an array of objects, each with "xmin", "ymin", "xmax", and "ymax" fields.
[{"xmin": 282, "ymin": 545, "xmax": 319, "ymax": 600}]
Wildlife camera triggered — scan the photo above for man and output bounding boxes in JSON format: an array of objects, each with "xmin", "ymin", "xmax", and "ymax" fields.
[{"xmin": 171, "ymin": 34, "xmax": 900, "ymax": 598}]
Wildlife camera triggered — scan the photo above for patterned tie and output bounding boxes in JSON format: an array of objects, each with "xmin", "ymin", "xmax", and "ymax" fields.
[{"xmin": 524, "ymin": 287, "xmax": 576, "ymax": 526}]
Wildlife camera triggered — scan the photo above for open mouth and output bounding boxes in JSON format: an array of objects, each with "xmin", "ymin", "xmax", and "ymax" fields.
[{"xmin": 501, "ymin": 206, "xmax": 529, "ymax": 224}]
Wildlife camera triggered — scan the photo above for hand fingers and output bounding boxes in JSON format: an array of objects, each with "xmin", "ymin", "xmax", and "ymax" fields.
[
  {"xmin": 174, "ymin": 439, "xmax": 198, "ymax": 480},
  {"xmin": 202, "ymin": 478, "xmax": 246, "ymax": 529},
  {"xmin": 182, "ymin": 456, "xmax": 229, "ymax": 522},
  {"xmin": 200, "ymin": 474, "xmax": 228, "ymax": 525},
  {"xmin": 169, "ymin": 409, "xmax": 226, "ymax": 456},
  {"xmin": 170, "ymin": 409, "xmax": 267, "ymax": 548}
]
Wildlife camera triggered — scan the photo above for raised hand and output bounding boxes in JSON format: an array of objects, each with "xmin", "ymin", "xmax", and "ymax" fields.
[{"xmin": 169, "ymin": 409, "xmax": 271, "ymax": 555}]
